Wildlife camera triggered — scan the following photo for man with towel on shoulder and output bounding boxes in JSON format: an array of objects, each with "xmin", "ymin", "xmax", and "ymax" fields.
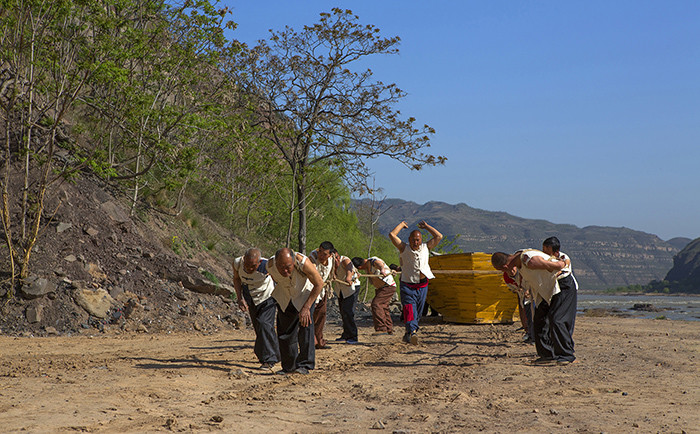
[{"xmin": 490, "ymin": 245, "xmax": 574, "ymax": 365}]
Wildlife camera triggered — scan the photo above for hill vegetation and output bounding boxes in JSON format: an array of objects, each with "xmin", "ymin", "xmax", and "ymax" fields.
[{"xmin": 0, "ymin": 2, "xmax": 439, "ymax": 297}]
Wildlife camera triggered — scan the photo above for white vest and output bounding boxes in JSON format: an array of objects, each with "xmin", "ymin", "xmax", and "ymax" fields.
[
  {"xmin": 518, "ymin": 249, "xmax": 560, "ymax": 306},
  {"xmin": 233, "ymin": 256, "xmax": 274, "ymax": 306},
  {"xmin": 334, "ymin": 255, "xmax": 360, "ymax": 298},
  {"xmin": 309, "ymin": 249, "xmax": 333, "ymax": 300},
  {"xmin": 268, "ymin": 253, "xmax": 314, "ymax": 311},
  {"xmin": 369, "ymin": 257, "xmax": 396, "ymax": 288},
  {"xmin": 400, "ymin": 243, "xmax": 434, "ymax": 283}
]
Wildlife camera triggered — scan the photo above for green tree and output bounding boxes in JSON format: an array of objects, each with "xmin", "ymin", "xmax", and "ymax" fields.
[{"xmin": 237, "ymin": 8, "xmax": 445, "ymax": 253}]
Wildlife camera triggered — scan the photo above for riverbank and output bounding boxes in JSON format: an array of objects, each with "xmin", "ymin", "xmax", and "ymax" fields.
[{"xmin": 1, "ymin": 315, "xmax": 698, "ymax": 432}]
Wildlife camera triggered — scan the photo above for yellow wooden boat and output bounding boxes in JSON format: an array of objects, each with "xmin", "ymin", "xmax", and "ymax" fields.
[{"xmin": 427, "ymin": 252, "xmax": 519, "ymax": 324}]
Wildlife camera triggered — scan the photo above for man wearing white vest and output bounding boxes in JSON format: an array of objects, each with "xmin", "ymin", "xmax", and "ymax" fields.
[
  {"xmin": 490, "ymin": 248, "xmax": 569, "ymax": 365},
  {"xmin": 309, "ymin": 241, "xmax": 335, "ymax": 349},
  {"xmin": 232, "ymin": 247, "xmax": 280, "ymax": 370},
  {"xmin": 268, "ymin": 248, "xmax": 324, "ymax": 375},
  {"xmin": 389, "ymin": 220, "xmax": 443, "ymax": 345},
  {"xmin": 352, "ymin": 255, "xmax": 396, "ymax": 335},
  {"xmin": 334, "ymin": 250, "xmax": 361, "ymax": 343}
]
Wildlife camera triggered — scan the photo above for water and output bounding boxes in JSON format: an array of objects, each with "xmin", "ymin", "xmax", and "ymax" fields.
[{"xmin": 577, "ymin": 293, "xmax": 700, "ymax": 321}]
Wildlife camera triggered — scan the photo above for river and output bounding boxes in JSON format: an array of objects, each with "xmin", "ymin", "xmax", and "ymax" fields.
[{"xmin": 577, "ymin": 293, "xmax": 700, "ymax": 321}]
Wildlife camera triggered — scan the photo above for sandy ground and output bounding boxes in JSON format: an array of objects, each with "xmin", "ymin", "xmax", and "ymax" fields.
[{"xmin": 1, "ymin": 315, "xmax": 698, "ymax": 433}]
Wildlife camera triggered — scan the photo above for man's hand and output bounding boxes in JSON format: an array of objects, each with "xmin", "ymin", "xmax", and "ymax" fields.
[
  {"xmin": 237, "ymin": 298, "xmax": 248, "ymax": 312},
  {"xmin": 299, "ymin": 306, "xmax": 312, "ymax": 327}
]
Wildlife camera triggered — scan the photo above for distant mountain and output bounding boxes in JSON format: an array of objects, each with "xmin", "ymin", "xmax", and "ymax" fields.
[
  {"xmin": 665, "ymin": 238, "xmax": 700, "ymax": 288},
  {"xmin": 353, "ymin": 198, "xmax": 680, "ymax": 291},
  {"xmin": 666, "ymin": 237, "xmax": 692, "ymax": 251}
]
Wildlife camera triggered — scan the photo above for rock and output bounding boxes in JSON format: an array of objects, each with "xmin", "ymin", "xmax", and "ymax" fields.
[
  {"xmin": 108, "ymin": 286, "xmax": 124, "ymax": 298},
  {"xmin": 65, "ymin": 254, "xmax": 77, "ymax": 263},
  {"xmin": 26, "ymin": 305, "xmax": 43, "ymax": 323},
  {"xmin": 371, "ymin": 420, "xmax": 385, "ymax": 430},
  {"xmin": 20, "ymin": 275, "xmax": 56, "ymax": 299},
  {"xmin": 85, "ymin": 262, "xmax": 107, "ymax": 280},
  {"xmin": 137, "ymin": 324, "xmax": 148, "ymax": 333},
  {"xmin": 143, "ymin": 252, "xmax": 155, "ymax": 259},
  {"xmin": 44, "ymin": 326, "xmax": 58, "ymax": 335},
  {"xmin": 73, "ymin": 287, "xmax": 116, "ymax": 319},
  {"xmin": 210, "ymin": 415, "xmax": 223, "ymax": 423},
  {"xmin": 228, "ymin": 369, "xmax": 248, "ymax": 379},
  {"xmin": 101, "ymin": 201, "xmax": 130, "ymax": 223},
  {"xmin": 85, "ymin": 227, "xmax": 99, "ymax": 237},
  {"xmin": 179, "ymin": 275, "xmax": 234, "ymax": 297},
  {"xmin": 549, "ymin": 409, "xmax": 559, "ymax": 415},
  {"xmin": 56, "ymin": 222, "xmax": 72, "ymax": 233}
]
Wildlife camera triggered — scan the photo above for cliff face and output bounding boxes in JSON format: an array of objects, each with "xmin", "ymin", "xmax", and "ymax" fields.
[
  {"xmin": 357, "ymin": 199, "xmax": 680, "ymax": 291},
  {"xmin": 665, "ymin": 238, "xmax": 700, "ymax": 285}
]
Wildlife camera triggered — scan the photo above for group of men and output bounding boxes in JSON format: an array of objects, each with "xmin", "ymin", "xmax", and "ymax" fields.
[
  {"xmin": 231, "ymin": 220, "xmax": 443, "ymax": 375},
  {"xmin": 491, "ymin": 236, "xmax": 579, "ymax": 365},
  {"xmin": 232, "ymin": 220, "xmax": 577, "ymax": 374}
]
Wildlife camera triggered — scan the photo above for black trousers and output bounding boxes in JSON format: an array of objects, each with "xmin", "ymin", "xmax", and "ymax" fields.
[
  {"xmin": 242, "ymin": 286, "xmax": 280, "ymax": 364},
  {"xmin": 338, "ymin": 288, "xmax": 358, "ymax": 341},
  {"xmin": 533, "ymin": 274, "xmax": 577, "ymax": 362},
  {"xmin": 277, "ymin": 301, "xmax": 316, "ymax": 372}
]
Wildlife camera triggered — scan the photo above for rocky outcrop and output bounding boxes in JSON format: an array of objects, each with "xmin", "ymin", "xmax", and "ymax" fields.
[
  {"xmin": 357, "ymin": 199, "xmax": 684, "ymax": 291},
  {"xmin": 664, "ymin": 237, "xmax": 700, "ymax": 288}
]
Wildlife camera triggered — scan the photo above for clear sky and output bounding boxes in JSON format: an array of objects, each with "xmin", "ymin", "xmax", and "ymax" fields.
[{"xmin": 222, "ymin": 1, "xmax": 700, "ymax": 241}]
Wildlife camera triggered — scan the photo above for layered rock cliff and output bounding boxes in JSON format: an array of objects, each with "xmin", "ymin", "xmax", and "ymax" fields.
[{"xmin": 356, "ymin": 199, "xmax": 682, "ymax": 291}]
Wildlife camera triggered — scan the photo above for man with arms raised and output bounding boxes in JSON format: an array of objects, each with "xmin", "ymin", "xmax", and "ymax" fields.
[
  {"xmin": 267, "ymin": 248, "xmax": 324, "ymax": 374},
  {"xmin": 232, "ymin": 247, "xmax": 280, "ymax": 370},
  {"xmin": 389, "ymin": 220, "xmax": 443, "ymax": 345}
]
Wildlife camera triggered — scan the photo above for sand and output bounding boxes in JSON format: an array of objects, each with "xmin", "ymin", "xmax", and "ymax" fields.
[{"xmin": 0, "ymin": 316, "xmax": 698, "ymax": 433}]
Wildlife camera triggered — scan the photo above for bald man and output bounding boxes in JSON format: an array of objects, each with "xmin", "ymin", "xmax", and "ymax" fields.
[
  {"xmin": 232, "ymin": 248, "xmax": 280, "ymax": 370},
  {"xmin": 389, "ymin": 220, "xmax": 443, "ymax": 345},
  {"xmin": 267, "ymin": 248, "xmax": 324, "ymax": 375}
]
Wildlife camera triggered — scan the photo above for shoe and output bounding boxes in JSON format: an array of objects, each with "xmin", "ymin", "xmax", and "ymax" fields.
[
  {"xmin": 259, "ymin": 362, "xmax": 275, "ymax": 370},
  {"xmin": 372, "ymin": 331, "xmax": 388, "ymax": 336},
  {"xmin": 335, "ymin": 336, "xmax": 347, "ymax": 341},
  {"xmin": 556, "ymin": 359, "xmax": 576, "ymax": 366},
  {"xmin": 402, "ymin": 333, "xmax": 411, "ymax": 343},
  {"xmin": 531, "ymin": 357, "xmax": 555, "ymax": 365},
  {"xmin": 345, "ymin": 339, "xmax": 359, "ymax": 344},
  {"xmin": 293, "ymin": 367, "xmax": 309, "ymax": 375},
  {"xmin": 410, "ymin": 332, "xmax": 418, "ymax": 345},
  {"xmin": 315, "ymin": 344, "xmax": 330, "ymax": 350},
  {"xmin": 275, "ymin": 369, "xmax": 289, "ymax": 375}
]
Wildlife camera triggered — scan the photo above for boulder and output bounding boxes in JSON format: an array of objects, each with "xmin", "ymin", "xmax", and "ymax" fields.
[
  {"xmin": 73, "ymin": 286, "xmax": 116, "ymax": 319},
  {"xmin": 26, "ymin": 305, "xmax": 43, "ymax": 323},
  {"xmin": 179, "ymin": 275, "xmax": 234, "ymax": 297},
  {"xmin": 20, "ymin": 275, "xmax": 55, "ymax": 299},
  {"xmin": 100, "ymin": 201, "xmax": 130, "ymax": 223}
]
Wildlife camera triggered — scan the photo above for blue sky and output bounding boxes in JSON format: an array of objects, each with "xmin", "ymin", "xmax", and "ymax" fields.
[{"xmin": 222, "ymin": 1, "xmax": 700, "ymax": 241}]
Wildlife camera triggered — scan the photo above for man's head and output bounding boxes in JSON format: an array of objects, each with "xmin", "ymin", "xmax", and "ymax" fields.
[
  {"xmin": 242, "ymin": 247, "xmax": 262, "ymax": 274},
  {"xmin": 491, "ymin": 252, "xmax": 510, "ymax": 271},
  {"xmin": 542, "ymin": 236, "xmax": 561, "ymax": 256},
  {"xmin": 317, "ymin": 241, "xmax": 334, "ymax": 264},
  {"xmin": 351, "ymin": 257, "xmax": 367, "ymax": 270},
  {"xmin": 408, "ymin": 230, "xmax": 423, "ymax": 251},
  {"xmin": 274, "ymin": 248, "xmax": 295, "ymax": 277}
]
